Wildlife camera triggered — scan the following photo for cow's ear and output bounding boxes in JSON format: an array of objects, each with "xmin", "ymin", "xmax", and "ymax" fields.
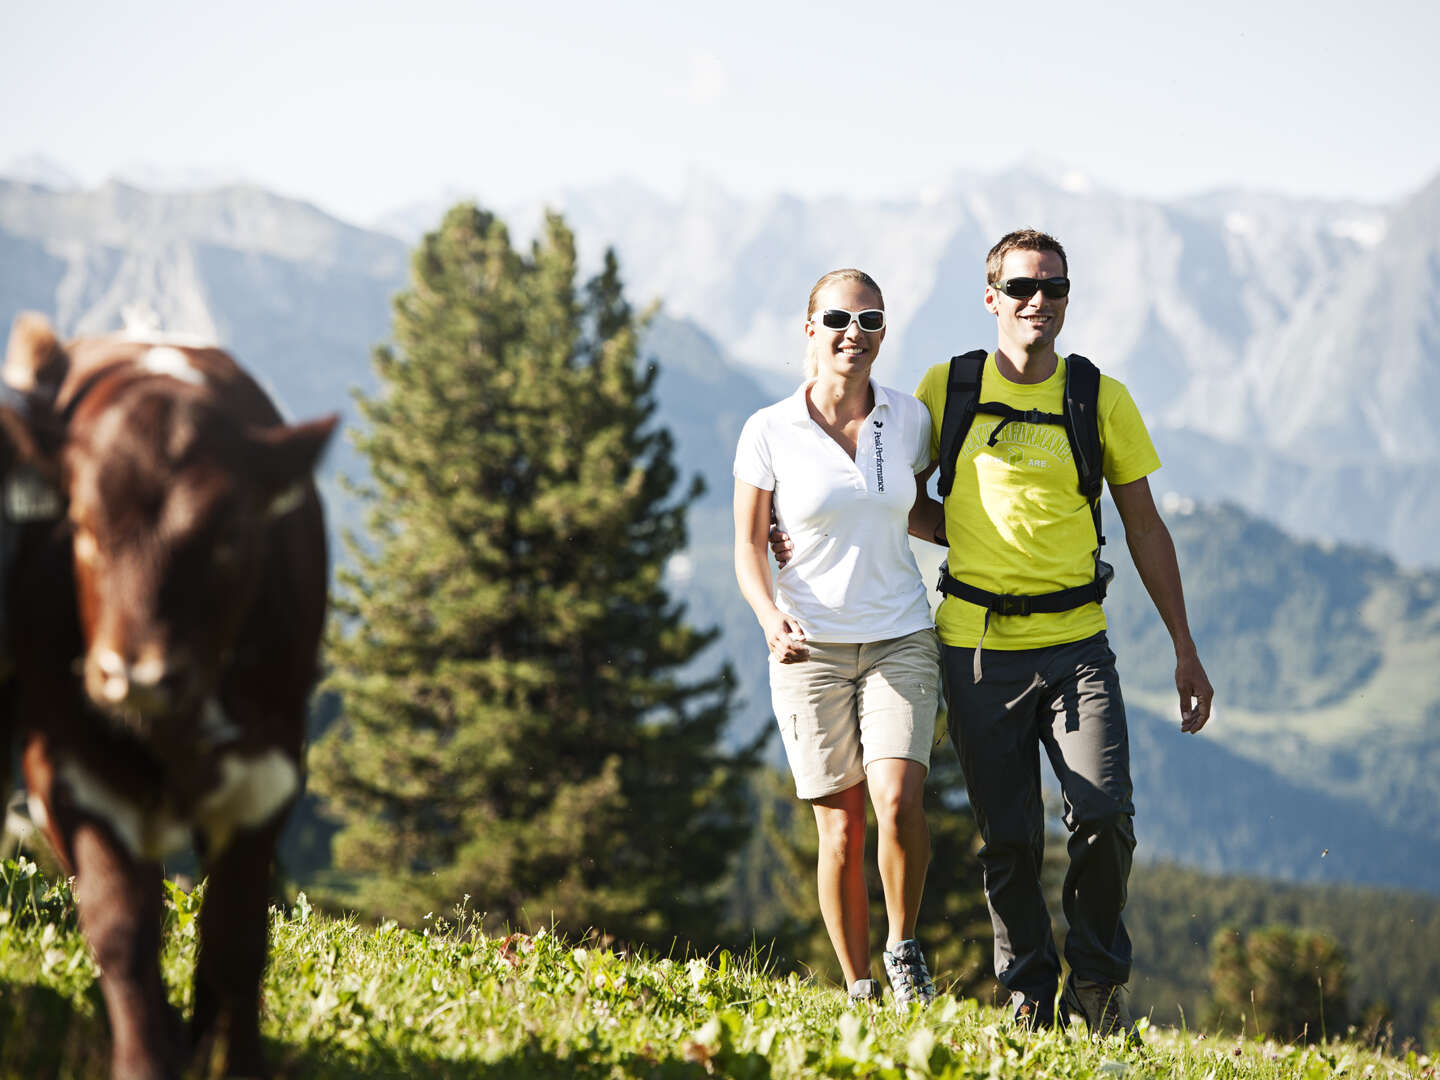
[
  {"xmin": 0, "ymin": 404, "xmax": 66, "ymax": 523},
  {"xmin": 4, "ymin": 312, "xmax": 70, "ymax": 397},
  {"xmin": 0, "ymin": 398, "xmax": 64, "ymax": 477},
  {"xmin": 250, "ymin": 415, "xmax": 339, "ymax": 518}
]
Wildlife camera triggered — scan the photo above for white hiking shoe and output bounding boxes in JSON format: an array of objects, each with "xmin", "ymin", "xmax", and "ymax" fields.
[
  {"xmin": 882, "ymin": 939, "xmax": 937, "ymax": 1007},
  {"xmin": 848, "ymin": 978, "xmax": 882, "ymax": 1003}
]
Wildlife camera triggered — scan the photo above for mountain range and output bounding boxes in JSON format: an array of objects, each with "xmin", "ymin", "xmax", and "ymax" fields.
[
  {"xmin": 457, "ymin": 168, "xmax": 1440, "ymax": 566},
  {"xmin": 1, "ymin": 167, "xmax": 1436, "ymax": 893}
]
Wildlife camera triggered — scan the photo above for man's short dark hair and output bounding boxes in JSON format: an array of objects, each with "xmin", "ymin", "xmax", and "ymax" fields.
[{"xmin": 986, "ymin": 229, "xmax": 1068, "ymax": 284}]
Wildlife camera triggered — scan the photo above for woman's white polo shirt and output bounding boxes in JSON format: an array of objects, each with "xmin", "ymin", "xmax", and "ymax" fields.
[{"xmin": 733, "ymin": 380, "xmax": 934, "ymax": 643}]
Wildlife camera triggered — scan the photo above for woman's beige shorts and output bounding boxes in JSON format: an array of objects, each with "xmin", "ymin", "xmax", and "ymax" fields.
[{"xmin": 769, "ymin": 627, "xmax": 941, "ymax": 800}]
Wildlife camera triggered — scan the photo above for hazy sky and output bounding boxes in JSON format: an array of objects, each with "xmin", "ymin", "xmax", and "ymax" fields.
[{"xmin": 3, "ymin": 0, "xmax": 1436, "ymax": 224}]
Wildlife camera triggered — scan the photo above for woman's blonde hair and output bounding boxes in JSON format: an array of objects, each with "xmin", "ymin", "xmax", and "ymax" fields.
[{"xmin": 804, "ymin": 268, "xmax": 884, "ymax": 378}]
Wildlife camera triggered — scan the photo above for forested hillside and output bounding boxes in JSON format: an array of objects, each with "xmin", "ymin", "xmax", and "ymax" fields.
[
  {"xmin": 1126, "ymin": 862, "xmax": 1440, "ymax": 1045},
  {"xmin": 1103, "ymin": 500, "xmax": 1440, "ymax": 889}
]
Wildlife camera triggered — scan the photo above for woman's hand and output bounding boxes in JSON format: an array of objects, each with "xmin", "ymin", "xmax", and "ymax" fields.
[
  {"xmin": 736, "ymin": 480, "xmax": 808, "ymax": 663},
  {"xmin": 762, "ymin": 609, "xmax": 810, "ymax": 663}
]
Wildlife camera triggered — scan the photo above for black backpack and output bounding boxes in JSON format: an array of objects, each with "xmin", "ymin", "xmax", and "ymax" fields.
[{"xmin": 934, "ymin": 350, "xmax": 1112, "ymax": 618}]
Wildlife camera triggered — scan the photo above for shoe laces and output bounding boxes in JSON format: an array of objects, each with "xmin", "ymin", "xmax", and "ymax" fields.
[
  {"xmin": 883, "ymin": 939, "xmax": 936, "ymax": 1004},
  {"xmin": 848, "ymin": 978, "xmax": 881, "ymax": 1002}
]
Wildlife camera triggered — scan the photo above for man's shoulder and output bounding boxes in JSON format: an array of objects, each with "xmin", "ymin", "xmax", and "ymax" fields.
[
  {"xmin": 1093, "ymin": 370, "xmax": 1142, "ymax": 418},
  {"xmin": 913, "ymin": 362, "xmax": 951, "ymax": 404}
]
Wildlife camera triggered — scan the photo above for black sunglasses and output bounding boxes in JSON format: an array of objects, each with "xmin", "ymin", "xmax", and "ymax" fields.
[
  {"xmin": 993, "ymin": 276, "xmax": 1070, "ymax": 300},
  {"xmin": 811, "ymin": 308, "xmax": 886, "ymax": 333}
]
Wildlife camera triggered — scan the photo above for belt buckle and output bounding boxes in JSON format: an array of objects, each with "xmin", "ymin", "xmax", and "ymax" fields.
[{"xmin": 997, "ymin": 594, "xmax": 1029, "ymax": 616}]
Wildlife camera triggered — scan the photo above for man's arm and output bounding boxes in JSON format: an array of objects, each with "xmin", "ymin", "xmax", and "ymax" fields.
[
  {"xmin": 908, "ymin": 464, "xmax": 946, "ymax": 545},
  {"xmin": 771, "ymin": 466, "xmax": 946, "ymax": 565},
  {"xmin": 1110, "ymin": 476, "xmax": 1213, "ymax": 733}
]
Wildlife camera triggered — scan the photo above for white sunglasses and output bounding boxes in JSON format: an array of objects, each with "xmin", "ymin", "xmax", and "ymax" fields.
[{"xmin": 810, "ymin": 308, "xmax": 885, "ymax": 333}]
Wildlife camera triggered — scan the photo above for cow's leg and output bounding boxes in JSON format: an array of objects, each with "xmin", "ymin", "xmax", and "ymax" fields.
[
  {"xmin": 70, "ymin": 820, "xmax": 180, "ymax": 1080},
  {"xmin": 193, "ymin": 818, "xmax": 282, "ymax": 1078}
]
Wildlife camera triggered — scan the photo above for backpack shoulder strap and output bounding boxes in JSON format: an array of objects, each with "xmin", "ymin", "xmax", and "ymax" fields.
[
  {"xmin": 1062, "ymin": 353, "xmax": 1103, "ymax": 499},
  {"xmin": 936, "ymin": 349, "xmax": 988, "ymax": 497}
]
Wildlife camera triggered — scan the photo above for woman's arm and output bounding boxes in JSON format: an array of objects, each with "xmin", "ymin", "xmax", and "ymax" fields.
[{"xmin": 734, "ymin": 479, "xmax": 809, "ymax": 663}]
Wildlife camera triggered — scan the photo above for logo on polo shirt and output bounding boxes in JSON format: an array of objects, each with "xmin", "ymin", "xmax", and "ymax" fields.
[{"xmin": 872, "ymin": 420, "xmax": 885, "ymax": 491}]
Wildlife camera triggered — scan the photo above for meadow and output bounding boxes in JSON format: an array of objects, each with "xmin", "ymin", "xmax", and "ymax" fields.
[{"xmin": 1, "ymin": 857, "xmax": 1431, "ymax": 1080}]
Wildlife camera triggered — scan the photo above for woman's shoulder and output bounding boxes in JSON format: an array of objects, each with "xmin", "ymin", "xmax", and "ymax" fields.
[
  {"xmin": 876, "ymin": 383, "xmax": 930, "ymax": 424},
  {"xmin": 744, "ymin": 386, "xmax": 808, "ymax": 428}
]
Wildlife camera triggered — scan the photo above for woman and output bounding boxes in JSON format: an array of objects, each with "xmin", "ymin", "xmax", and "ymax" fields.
[{"xmin": 732, "ymin": 268, "xmax": 941, "ymax": 1006}]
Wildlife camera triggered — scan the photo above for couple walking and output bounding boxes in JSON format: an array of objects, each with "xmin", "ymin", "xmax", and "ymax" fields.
[{"xmin": 732, "ymin": 229, "xmax": 1213, "ymax": 1035}]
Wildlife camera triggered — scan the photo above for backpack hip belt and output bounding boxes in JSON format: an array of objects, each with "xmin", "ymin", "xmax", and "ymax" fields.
[{"xmin": 936, "ymin": 562, "xmax": 1114, "ymax": 616}]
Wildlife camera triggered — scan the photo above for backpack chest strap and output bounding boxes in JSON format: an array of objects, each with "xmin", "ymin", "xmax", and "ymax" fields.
[{"xmin": 974, "ymin": 402, "xmax": 1065, "ymax": 446}]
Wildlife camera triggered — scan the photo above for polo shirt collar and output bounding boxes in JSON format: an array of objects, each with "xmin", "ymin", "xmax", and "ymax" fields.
[{"xmin": 785, "ymin": 379, "xmax": 892, "ymax": 426}]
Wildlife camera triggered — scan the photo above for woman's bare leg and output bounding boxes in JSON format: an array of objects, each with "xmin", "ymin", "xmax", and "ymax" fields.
[
  {"xmin": 865, "ymin": 758, "xmax": 929, "ymax": 948},
  {"xmin": 811, "ymin": 783, "xmax": 870, "ymax": 986}
]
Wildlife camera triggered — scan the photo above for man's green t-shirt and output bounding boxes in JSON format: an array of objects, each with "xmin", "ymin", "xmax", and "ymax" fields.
[{"xmin": 914, "ymin": 353, "xmax": 1161, "ymax": 650}]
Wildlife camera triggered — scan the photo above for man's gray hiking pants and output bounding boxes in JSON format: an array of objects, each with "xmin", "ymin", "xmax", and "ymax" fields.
[{"xmin": 941, "ymin": 631, "xmax": 1135, "ymax": 998}]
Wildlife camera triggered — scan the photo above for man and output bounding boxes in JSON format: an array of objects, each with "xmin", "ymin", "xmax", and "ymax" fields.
[
  {"xmin": 918, "ymin": 228, "xmax": 1213, "ymax": 1037},
  {"xmin": 775, "ymin": 229, "xmax": 1213, "ymax": 1037}
]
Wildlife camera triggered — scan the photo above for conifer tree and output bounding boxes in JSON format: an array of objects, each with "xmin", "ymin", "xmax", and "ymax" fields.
[
  {"xmin": 1208, "ymin": 924, "xmax": 1351, "ymax": 1041},
  {"xmin": 312, "ymin": 205, "xmax": 752, "ymax": 946}
]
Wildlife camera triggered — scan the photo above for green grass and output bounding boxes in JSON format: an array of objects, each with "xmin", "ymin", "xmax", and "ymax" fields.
[{"xmin": 1, "ymin": 858, "xmax": 1433, "ymax": 1079}]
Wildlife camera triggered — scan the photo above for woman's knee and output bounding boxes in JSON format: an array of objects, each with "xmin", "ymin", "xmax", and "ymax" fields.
[
  {"xmin": 866, "ymin": 761, "xmax": 925, "ymax": 831},
  {"xmin": 812, "ymin": 791, "xmax": 866, "ymax": 857}
]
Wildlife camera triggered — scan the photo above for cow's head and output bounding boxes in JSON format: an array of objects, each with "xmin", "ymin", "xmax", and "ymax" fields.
[{"xmin": 63, "ymin": 378, "xmax": 336, "ymax": 722}]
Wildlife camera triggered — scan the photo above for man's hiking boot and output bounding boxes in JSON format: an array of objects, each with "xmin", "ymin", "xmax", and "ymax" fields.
[
  {"xmin": 848, "ymin": 978, "xmax": 882, "ymax": 1003},
  {"xmin": 1062, "ymin": 974, "xmax": 1139, "ymax": 1043},
  {"xmin": 1010, "ymin": 989, "xmax": 1059, "ymax": 1030},
  {"xmin": 882, "ymin": 939, "xmax": 937, "ymax": 1007}
]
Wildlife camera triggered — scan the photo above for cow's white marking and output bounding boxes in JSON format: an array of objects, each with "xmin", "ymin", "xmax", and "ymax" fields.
[
  {"xmin": 130, "ymin": 654, "xmax": 166, "ymax": 689},
  {"xmin": 266, "ymin": 483, "xmax": 306, "ymax": 519},
  {"xmin": 138, "ymin": 346, "xmax": 206, "ymax": 387},
  {"xmin": 121, "ymin": 302, "xmax": 162, "ymax": 337},
  {"xmin": 3, "ymin": 468, "xmax": 63, "ymax": 523},
  {"xmin": 198, "ymin": 750, "xmax": 298, "ymax": 856},
  {"xmin": 25, "ymin": 792, "xmax": 49, "ymax": 833},
  {"xmin": 92, "ymin": 648, "xmax": 130, "ymax": 704},
  {"xmin": 59, "ymin": 760, "xmax": 190, "ymax": 859},
  {"xmin": 4, "ymin": 802, "xmax": 36, "ymax": 846},
  {"xmin": 118, "ymin": 303, "xmax": 218, "ymax": 348},
  {"xmin": 199, "ymin": 696, "xmax": 240, "ymax": 748}
]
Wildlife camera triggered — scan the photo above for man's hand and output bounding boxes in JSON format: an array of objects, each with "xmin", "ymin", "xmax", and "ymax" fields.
[
  {"xmin": 1176, "ymin": 649, "xmax": 1213, "ymax": 734},
  {"xmin": 769, "ymin": 524, "xmax": 794, "ymax": 568},
  {"xmin": 762, "ymin": 609, "xmax": 809, "ymax": 663}
]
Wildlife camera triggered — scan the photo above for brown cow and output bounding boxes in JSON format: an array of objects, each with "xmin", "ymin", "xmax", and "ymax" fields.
[{"xmin": 3, "ymin": 313, "xmax": 336, "ymax": 1079}]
